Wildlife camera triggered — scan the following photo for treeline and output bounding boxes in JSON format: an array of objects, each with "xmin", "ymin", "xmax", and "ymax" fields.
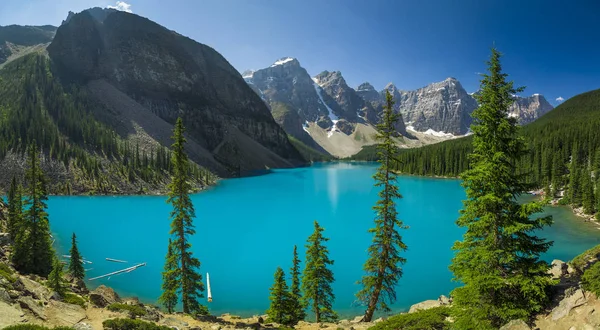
[
  {"xmin": 0, "ymin": 54, "xmax": 216, "ymax": 193},
  {"xmin": 352, "ymin": 88, "xmax": 600, "ymax": 216}
]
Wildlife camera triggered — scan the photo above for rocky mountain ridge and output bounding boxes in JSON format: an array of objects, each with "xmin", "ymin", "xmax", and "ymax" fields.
[
  {"xmin": 0, "ymin": 25, "xmax": 56, "ymax": 66},
  {"xmin": 243, "ymin": 58, "xmax": 553, "ymax": 155}
]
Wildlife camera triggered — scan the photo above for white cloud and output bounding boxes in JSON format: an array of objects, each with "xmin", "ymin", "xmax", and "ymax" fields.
[
  {"xmin": 107, "ymin": 1, "xmax": 132, "ymax": 13},
  {"xmin": 556, "ymin": 96, "xmax": 564, "ymax": 102}
]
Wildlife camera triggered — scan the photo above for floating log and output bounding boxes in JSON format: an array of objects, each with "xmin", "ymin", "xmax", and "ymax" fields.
[
  {"xmin": 63, "ymin": 255, "xmax": 93, "ymax": 264},
  {"xmin": 106, "ymin": 258, "xmax": 128, "ymax": 263},
  {"xmin": 89, "ymin": 263, "xmax": 146, "ymax": 281},
  {"xmin": 207, "ymin": 272, "xmax": 212, "ymax": 302}
]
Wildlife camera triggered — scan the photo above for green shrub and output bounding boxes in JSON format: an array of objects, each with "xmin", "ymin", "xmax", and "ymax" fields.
[
  {"xmin": 571, "ymin": 244, "xmax": 600, "ymax": 272},
  {"xmin": 102, "ymin": 318, "xmax": 171, "ymax": 330},
  {"xmin": 0, "ymin": 263, "xmax": 16, "ymax": 283},
  {"xmin": 368, "ymin": 307, "xmax": 451, "ymax": 330},
  {"xmin": 64, "ymin": 293, "xmax": 86, "ymax": 307},
  {"xmin": 582, "ymin": 262, "xmax": 600, "ymax": 295},
  {"xmin": 1, "ymin": 325, "xmax": 73, "ymax": 330},
  {"xmin": 108, "ymin": 303, "xmax": 147, "ymax": 317}
]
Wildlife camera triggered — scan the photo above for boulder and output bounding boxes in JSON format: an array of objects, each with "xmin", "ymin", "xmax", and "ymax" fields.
[
  {"xmin": 46, "ymin": 300, "xmax": 86, "ymax": 326},
  {"xmin": 549, "ymin": 259, "xmax": 568, "ymax": 279},
  {"xmin": 0, "ymin": 287, "xmax": 11, "ymax": 303},
  {"xmin": 499, "ymin": 319, "xmax": 531, "ymax": 330},
  {"xmin": 0, "ymin": 301, "xmax": 25, "ymax": 328},
  {"xmin": 351, "ymin": 315, "xmax": 364, "ymax": 323},
  {"xmin": 8, "ymin": 290, "xmax": 19, "ymax": 299},
  {"xmin": 141, "ymin": 305, "xmax": 161, "ymax": 322},
  {"xmin": 161, "ymin": 317, "xmax": 189, "ymax": 328},
  {"xmin": 438, "ymin": 295, "xmax": 451, "ymax": 305},
  {"xmin": 73, "ymin": 323, "xmax": 93, "ymax": 330},
  {"xmin": 18, "ymin": 296, "xmax": 47, "ymax": 320},
  {"xmin": 408, "ymin": 299, "xmax": 441, "ymax": 313},
  {"xmin": 71, "ymin": 278, "xmax": 88, "ymax": 294},
  {"xmin": 551, "ymin": 288, "xmax": 588, "ymax": 321},
  {"xmin": 18, "ymin": 276, "xmax": 51, "ymax": 300},
  {"xmin": 89, "ymin": 285, "xmax": 120, "ymax": 307}
]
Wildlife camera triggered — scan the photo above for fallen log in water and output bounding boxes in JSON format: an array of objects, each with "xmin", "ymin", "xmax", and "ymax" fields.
[
  {"xmin": 88, "ymin": 263, "xmax": 146, "ymax": 281},
  {"xmin": 105, "ymin": 258, "xmax": 127, "ymax": 263}
]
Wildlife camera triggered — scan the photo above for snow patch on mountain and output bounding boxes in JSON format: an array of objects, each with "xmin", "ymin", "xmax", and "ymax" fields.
[
  {"xmin": 313, "ymin": 82, "xmax": 339, "ymax": 138},
  {"xmin": 271, "ymin": 57, "xmax": 295, "ymax": 67}
]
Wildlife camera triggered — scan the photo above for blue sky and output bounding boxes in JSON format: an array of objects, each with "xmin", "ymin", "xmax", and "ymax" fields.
[{"xmin": 1, "ymin": 0, "xmax": 599, "ymax": 105}]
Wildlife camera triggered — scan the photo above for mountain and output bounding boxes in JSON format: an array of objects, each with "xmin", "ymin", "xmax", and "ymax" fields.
[
  {"xmin": 388, "ymin": 88, "xmax": 600, "ymax": 214},
  {"xmin": 0, "ymin": 8, "xmax": 305, "ymax": 194},
  {"xmin": 509, "ymin": 94, "xmax": 554, "ymax": 124},
  {"xmin": 244, "ymin": 59, "xmax": 413, "ymax": 157},
  {"xmin": 356, "ymin": 78, "xmax": 553, "ymax": 135},
  {"xmin": 0, "ymin": 25, "xmax": 56, "ymax": 66}
]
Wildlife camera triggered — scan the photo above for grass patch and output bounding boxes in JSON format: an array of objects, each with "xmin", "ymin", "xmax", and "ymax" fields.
[
  {"xmin": 571, "ymin": 244, "xmax": 600, "ymax": 272},
  {"xmin": 368, "ymin": 306, "xmax": 450, "ymax": 330},
  {"xmin": 108, "ymin": 303, "xmax": 147, "ymax": 317},
  {"xmin": 582, "ymin": 262, "xmax": 600, "ymax": 296},
  {"xmin": 63, "ymin": 293, "xmax": 86, "ymax": 307},
  {"xmin": 1, "ymin": 325, "xmax": 73, "ymax": 330},
  {"xmin": 0, "ymin": 263, "xmax": 16, "ymax": 283},
  {"xmin": 102, "ymin": 318, "xmax": 171, "ymax": 330}
]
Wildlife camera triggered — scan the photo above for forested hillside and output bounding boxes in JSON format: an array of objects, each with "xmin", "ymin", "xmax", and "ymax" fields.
[
  {"xmin": 353, "ymin": 89, "xmax": 600, "ymax": 215},
  {"xmin": 0, "ymin": 54, "xmax": 215, "ymax": 194}
]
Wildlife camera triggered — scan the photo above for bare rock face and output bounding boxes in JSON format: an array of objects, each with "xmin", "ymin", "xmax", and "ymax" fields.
[
  {"xmin": 46, "ymin": 300, "xmax": 87, "ymax": 326},
  {"xmin": 408, "ymin": 299, "xmax": 442, "ymax": 313},
  {"xmin": 89, "ymin": 285, "xmax": 120, "ymax": 307},
  {"xmin": 551, "ymin": 288, "xmax": 588, "ymax": 321},
  {"xmin": 509, "ymin": 94, "xmax": 554, "ymax": 124},
  {"xmin": 549, "ymin": 259, "xmax": 568, "ymax": 279},
  {"xmin": 499, "ymin": 319, "xmax": 531, "ymax": 330},
  {"xmin": 0, "ymin": 25, "xmax": 57, "ymax": 65},
  {"xmin": 17, "ymin": 276, "xmax": 51, "ymax": 301},
  {"xmin": 47, "ymin": 9, "xmax": 304, "ymax": 176},
  {"xmin": 18, "ymin": 296, "xmax": 47, "ymax": 320}
]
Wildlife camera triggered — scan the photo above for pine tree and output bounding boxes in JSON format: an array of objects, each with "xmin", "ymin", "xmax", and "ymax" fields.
[
  {"xmin": 267, "ymin": 267, "xmax": 292, "ymax": 325},
  {"xmin": 13, "ymin": 141, "xmax": 55, "ymax": 276},
  {"xmin": 159, "ymin": 238, "xmax": 179, "ymax": 313},
  {"xmin": 163, "ymin": 118, "xmax": 205, "ymax": 315},
  {"xmin": 449, "ymin": 48, "xmax": 554, "ymax": 329},
  {"xmin": 68, "ymin": 232, "xmax": 85, "ymax": 280},
  {"xmin": 6, "ymin": 176, "xmax": 23, "ymax": 239},
  {"xmin": 289, "ymin": 245, "xmax": 306, "ymax": 325},
  {"xmin": 569, "ymin": 167, "xmax": 582, "ymax": 205},
  {"xmin": 356, "ymin": 90, "xmax": 408, "ymax": 322},
  {"xmin": 48, "ymin": 256, "xmax": 65, "ymax": 296},
  {"xmin": 582, "ymin": 169, "xmax": 596, "ymax": 214},
  {"xmin": 301, "ymin": 221, "xmax": 337, "ymax": 323}
]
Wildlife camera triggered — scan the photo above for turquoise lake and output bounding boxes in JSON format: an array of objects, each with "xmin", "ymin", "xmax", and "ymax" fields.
[{"xmin": 46, "ymin": 162, "xmax": 600, "ymax": 318}]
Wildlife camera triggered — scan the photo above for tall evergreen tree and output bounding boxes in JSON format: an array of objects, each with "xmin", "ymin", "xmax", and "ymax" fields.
[
  {"xmin": 289, "ymin": 245, "xmax": 306, "ymax": 325},
  {"xmin": 163, "ymin": 118, "xmax": 205, "ymax": 314},
  {"xmin": 356, "ymin": 90, "xmax": 408, "ymax": 322},
  {"xmin": 68, "ymin": 232, "xmax": 85, "ymax": 280},
  {"xmin": 582, "ymin": 168, "xmax": 595, "ymax": 214},
  {"xmin": 569, "ymin": 167, "xmax": 582, "ymax": 205},
  {"xmin": 13, "ymin": 141, "xmax": 54, "ymax": 276},
  {"xmin": 301, "ymin": 221, "xmax": 337, "ymax": 323},
  {"xmin": 159, "ymin": 238, "xmax": 179, "ymax": 313},
  {"xmin": 6, "ymin": 176, "xmax": 23, "ymax": 239},
  {"xmin": 48, "ymin": 256, "xmax": 65, "ymax": 296},
  {"xmin": 449, "ymin": 48, "xmax": 554, "ymax": 329},
  {"xmin": 267, "ymin": 267, "xmax": 292, "ymax": 325}
]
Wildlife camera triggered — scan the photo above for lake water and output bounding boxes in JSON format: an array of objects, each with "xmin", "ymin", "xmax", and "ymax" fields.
[{"xmin": 46, "ymin": 162, "xmax": 600, "ymax": 318}]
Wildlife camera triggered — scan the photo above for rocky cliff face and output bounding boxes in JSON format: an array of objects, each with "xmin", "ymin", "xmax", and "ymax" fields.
[
  {"xmin": 509, "ymin": 94, "xmax": 554, "ymax": 124},
  {"xmin": 47, "ymin": 9, "xmax": 303, "ymax": 175},
  {"xmin": 0, "ymin": 25, "xmax": 56, "ymax": 65},
  {"xmin": 357, "ymin": 78, "xmax": 553, "ymax": 135}
]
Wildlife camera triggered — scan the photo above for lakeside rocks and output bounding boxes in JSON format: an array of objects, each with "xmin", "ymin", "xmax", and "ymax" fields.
[
  {"xmin": 89, "ymin": 285, "xmax": 120, "ymax": 307},
  {"xmin": 549, "ymin": 260, "xmax": 569, "ymax": 279}
]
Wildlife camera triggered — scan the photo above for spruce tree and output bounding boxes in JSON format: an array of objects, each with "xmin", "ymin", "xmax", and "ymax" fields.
[
  {"xmin": 48, "ymin": 256, "xmax": 65, "ymax": 296},
  {"xmin": 267, "ymin": 267, "xmax": 292, "ymax": 325},
  {"xmin": 289, "ymin": 245, "xmax": 306, "ymax": 324},
  {"xmin": 356, "ymin": 90, "xmax": 408, "ymax": 322},
  {"xmin": 13, "ymin": 141, "xmax": 54, "ymax": 276},
  {"xmin": 582, "ymin": 169, "xmax": 595, "ymax": 214},
  {"xmin": 569, "ymin": 167, "xmax": 582, "ymax": 205},
  {"xmin": 163, "ymin": 118, "xmax": 205, "ymax": 314},
  {"xmin": 301, "ymin": 221, "xmax": 337, "ymax": 323},
  {"xmin": 159, "ymin": 238, "xmax": 179, "ymax": 313},
  {"xmin": 449, "ymin": 48, "xmax": 554, "ymax": 329},
  {"xmin": 68, "ymin": 232, "xmax": 85, "ymax": 280},
  {"xmin": 6, "ymin": 176, "xmax": 23, "ymax": 239}
]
